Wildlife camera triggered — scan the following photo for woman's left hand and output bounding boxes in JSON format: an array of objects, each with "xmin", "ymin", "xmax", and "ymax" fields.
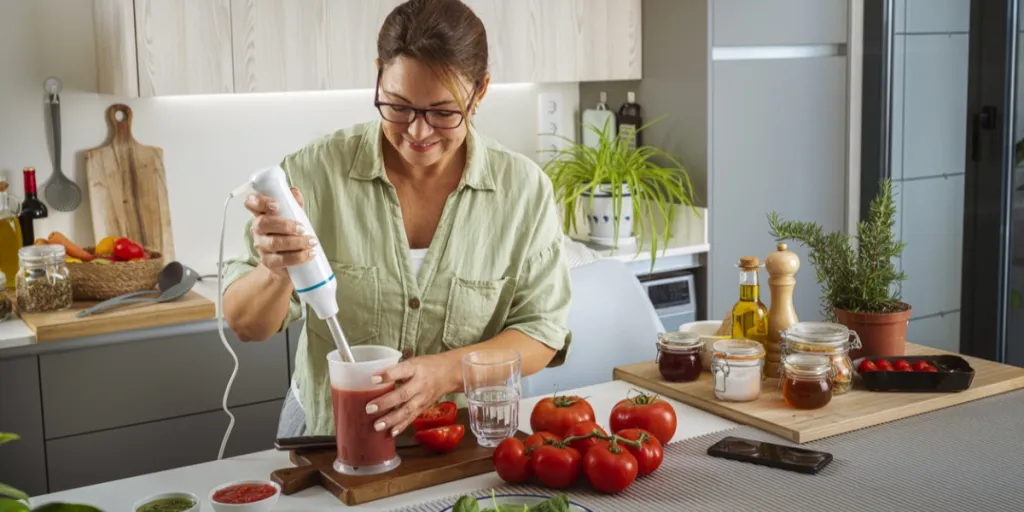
[{"xmin": 366, "ymin": 353, "xmax": 462, "ymax": 437}]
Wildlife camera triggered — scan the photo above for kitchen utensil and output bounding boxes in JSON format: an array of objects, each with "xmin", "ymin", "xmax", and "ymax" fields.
[
  {"xmin": 75, "ymin": 264, "xmax": 198, "ymax": 317},
  {"xmin": 85, "ymin": 104, "xmax": 175, "ymax": 262},
  {"xmin": 275, "ymin": 433, "xmax": 419, "ymax": 451},
  {"xmin": 42, "ymin": 77, "xmax": 82, "ymax": 212},
  {"xmin": 74, "ymin": 261, "xmax": 188, "ymax": 315}
]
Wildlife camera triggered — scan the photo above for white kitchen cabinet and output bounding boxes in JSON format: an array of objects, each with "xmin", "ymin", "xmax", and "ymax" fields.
[{"xmin": 93, "ymin": 0, "xmax": 641, "ymax": 97}]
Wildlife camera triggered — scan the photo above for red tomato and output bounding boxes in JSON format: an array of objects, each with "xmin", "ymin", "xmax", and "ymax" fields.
[
  {"xmin": 609, "ymin": 392, "xmax": 677, "ymax": 445},
  {"xmin": 615, "ymin": 428, "xmax": 664, "ymax": 477},
  {"xmin": 912, "ymin": 360, "xmax": 934, "ymax": 372},
  {"xmin": 857, "ymin": 360, "xmax": 878, "ymax": 373},
  {"xmin": 412, "ymin": 401, "xmax": 457, "ymax": 431},
  {"xmin": 562, "ymin": 421, "xmax": 608, "ymax": 455},
  {"xmin": 414, "ymin": 424, "xmax": 464, "ymax": 453},
  {"xmin": 923, "ymin": 366, "xmax": 939, "ymax": 372},
  {"xmin": 530, "ymin": 394, "xmax": 595, "ymax": 437},
  {"xmin": 112, "ymin": 238, "xmax": 145, "ymax": 261},
  {"xmin": 530, "ymin": 444, "xmax": 581, "ymax": 489},
  {"xmin": 492, "ymin": 438, "xmax": 531, "ymax": 484},
  {"xmin": 524, "ymin": 432, "xmax": 561, "ymax": 452},
  {"xmin": 875, "ymin": 359, "xmax": 894, "ymax": 371},
  {"xmin": 893, "ymin": 359, "xmax": 912, "ymax": 372},
  {"xmin": 582, "ymin": 441, "xmax": 639, "ymax": 493}
]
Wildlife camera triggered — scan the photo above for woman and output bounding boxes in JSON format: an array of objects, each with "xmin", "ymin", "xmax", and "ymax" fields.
[{"xmin": 222, "ymin": 0, "xmax": 572, "ymax": 439}]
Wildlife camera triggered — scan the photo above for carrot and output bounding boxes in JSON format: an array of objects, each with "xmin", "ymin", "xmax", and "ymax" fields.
[{"xmin": 47, "ymin": 231, "xmax": 94, "ymax": 261}]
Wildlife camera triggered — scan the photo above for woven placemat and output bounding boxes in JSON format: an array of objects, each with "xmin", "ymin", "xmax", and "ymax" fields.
[{"xmin": 393, "ymin": 389, "xmax": 1024, "ymax": 512}]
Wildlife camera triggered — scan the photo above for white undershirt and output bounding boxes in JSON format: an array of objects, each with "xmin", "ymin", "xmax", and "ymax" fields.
[{"xmin": 289, "ymin": 247, "xmax": 430, "ymax": 411}]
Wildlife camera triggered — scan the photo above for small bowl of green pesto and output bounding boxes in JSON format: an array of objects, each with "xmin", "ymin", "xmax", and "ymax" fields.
[{"xmin": 132, "ymin": 491, "xmax": 200, "ymax": 512}]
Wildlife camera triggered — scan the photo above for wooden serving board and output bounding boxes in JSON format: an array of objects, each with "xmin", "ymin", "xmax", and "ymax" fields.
[
  {"xmin": 272, "ymin": 409, "xmax": 526, "ymax": 506},
  {"xmin": 85, "ymin": 104, "xmax": 175, "ymax": 261},
  {"xmin": 614, "ymin": 343, "xmax": 1024, "ymax": 444},
  {"xmin": 18, "ymin": 290, "xmax": 214, "ymax": 342}
]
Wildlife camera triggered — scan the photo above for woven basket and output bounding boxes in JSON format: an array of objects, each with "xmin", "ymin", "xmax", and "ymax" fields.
[{"xmin": 68, "ymin": 248, "xmax": 164, "ymax": 300}]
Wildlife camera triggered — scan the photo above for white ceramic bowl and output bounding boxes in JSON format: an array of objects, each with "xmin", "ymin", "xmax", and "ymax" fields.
[
  {"xmin": 132, "ymin": 491, "xmax": 200, "ymax": 512},
  {"xmin": 208, "ymin": 479, "xmax": 281, "ymax": 512},
  {"xmin": 440, "ymin": 494, "xmax": 592, "ymax": 511},
  {"xmin": 679, "ymin": 320, "xmax": 730, "ymax": 371}
]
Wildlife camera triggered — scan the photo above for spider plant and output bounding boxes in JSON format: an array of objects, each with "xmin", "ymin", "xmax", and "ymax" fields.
[{"xmin": 540, "ymin": 115, "xmax": 697, "ymax": 266}]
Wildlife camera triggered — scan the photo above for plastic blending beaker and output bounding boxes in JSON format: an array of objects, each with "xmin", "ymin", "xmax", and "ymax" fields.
[{"xmin": 327, "ymin": 345, "xmax": 402, "ymax": 476}]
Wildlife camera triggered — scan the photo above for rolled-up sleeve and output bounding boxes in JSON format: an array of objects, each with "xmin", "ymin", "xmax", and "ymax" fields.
[{"xmin": 503, "ymin": 195, "xmax": 573, "ymax": 368}]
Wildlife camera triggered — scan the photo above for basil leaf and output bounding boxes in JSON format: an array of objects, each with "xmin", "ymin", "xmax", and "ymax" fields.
[
  {"xmin": 530, "ymin": 494, "xmax": 571, "ymax": 512},
  {"xmin": 452, "ymin": 495, "xmax": 480, "ymax": 512}
]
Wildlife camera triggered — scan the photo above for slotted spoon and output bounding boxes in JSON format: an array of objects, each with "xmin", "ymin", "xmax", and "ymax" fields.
[{"xmin": 43, "ymin": 77, "xmax": 82, "ymax": 212}]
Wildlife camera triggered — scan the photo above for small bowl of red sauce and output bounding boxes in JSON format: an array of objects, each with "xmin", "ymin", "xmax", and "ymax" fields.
[{"xmin": 208, "ymin": 479, "xmax": 280, "ymax": 511}]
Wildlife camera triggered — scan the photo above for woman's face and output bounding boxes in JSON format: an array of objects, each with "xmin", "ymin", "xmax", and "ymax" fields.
[{"xmin": 377, "ymin": 56, "xmax": 487, "ymax": 170}]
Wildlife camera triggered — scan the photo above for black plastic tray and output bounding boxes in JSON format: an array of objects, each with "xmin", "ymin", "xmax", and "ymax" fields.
[{"xmin": 853, "ymin": 355, "xmax": 976, "ymax": 392}]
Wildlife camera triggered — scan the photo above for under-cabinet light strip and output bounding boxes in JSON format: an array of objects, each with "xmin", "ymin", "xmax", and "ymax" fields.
[{"xmin": 712, "ymin": 44, "xmax": 846, "ymax": 61}]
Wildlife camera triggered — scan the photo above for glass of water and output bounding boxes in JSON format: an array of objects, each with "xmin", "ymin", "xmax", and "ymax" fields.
[{"xmin": 462, "ymin": 348, "xmax": 521, "ymax": 447}]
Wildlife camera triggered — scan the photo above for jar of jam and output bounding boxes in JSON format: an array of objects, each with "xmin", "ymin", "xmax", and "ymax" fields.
[
  {"xmin": 781, "ymin": 354, "xmax": 833, "ymax": 410},
  {"xmin": 781, "ymin": 321, "xmax": 861, "ymax": 395},
  {"xmin": 656, "ymin": 331, "xmax": 703, "ymax": 382},
  {"xmin": 710, "ymin": 339, "xmax": 766, "ymax": 402}
]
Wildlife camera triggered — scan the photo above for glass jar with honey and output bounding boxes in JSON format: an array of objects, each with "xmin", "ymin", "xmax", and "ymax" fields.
[
  {"xmin": 656, "ymin": 331, "xmax": 703, "ymax": 382},
  {"xmin": 781, "ymin": 354, "xmax": 834, "ymax": 410},
  {"xmin": 711, "ymin": 339, "xmax": 766, "ymax": 402},
  {"xmin": 781, "ymin": 321, "xmax": 862, "ymax": 395}
]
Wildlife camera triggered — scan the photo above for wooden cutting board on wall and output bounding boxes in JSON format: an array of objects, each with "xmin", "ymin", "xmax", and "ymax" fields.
[{"xmin": 85, "ymin": 104, "xmax": 175, "ymax": 261}]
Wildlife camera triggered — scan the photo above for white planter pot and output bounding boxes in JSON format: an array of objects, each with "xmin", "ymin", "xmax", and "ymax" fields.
[{"xmin": 582, "ymin": 184, "xmax": 634, "ymax": 245}]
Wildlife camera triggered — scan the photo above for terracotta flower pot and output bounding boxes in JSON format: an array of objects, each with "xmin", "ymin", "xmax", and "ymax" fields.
[{"xmin": 834, "ymin": 304, "xmax": 912, "ymax": 360}]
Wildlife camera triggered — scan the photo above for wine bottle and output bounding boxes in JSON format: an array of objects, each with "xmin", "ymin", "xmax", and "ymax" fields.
[
  {"xmin": 617, "ymin": 91, "xmax": 642, "ymax": 150},
  {"xmin": 19, "ymin": 167, "xmax": 48, "ymax": 246}
]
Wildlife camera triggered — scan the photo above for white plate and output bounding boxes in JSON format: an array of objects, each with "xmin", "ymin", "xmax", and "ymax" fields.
[{"xmin": 439, "ymin": 493, "xmax": 592, "ymax": 511}]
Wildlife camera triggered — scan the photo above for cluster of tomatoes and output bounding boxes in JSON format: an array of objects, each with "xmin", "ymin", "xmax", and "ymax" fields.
[
  {"xmin": 858, "ymin": 358, "xmax": 938, "ymax": 373},
  {"xmin": 492, "ymin": 391, "xmax": 677, "ymax": 494},
  {"xmin": 411, "ymin": 401, "xmax": 465, "ymax": 453}
]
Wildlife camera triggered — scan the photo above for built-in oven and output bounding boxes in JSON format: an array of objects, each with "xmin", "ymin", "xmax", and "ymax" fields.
[{"xmin": 638, "ymin": 270, "xmax": 697, "ymax": 332}]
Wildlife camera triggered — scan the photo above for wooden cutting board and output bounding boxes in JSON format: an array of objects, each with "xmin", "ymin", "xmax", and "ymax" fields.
[
  {"xmin": 18, "ymin": 290, "xmax": 214, "ymax": 342},
  {"xmin": 613, "ymin": 343, "xmax": 1024, "ymax": 443},
  {"xmin": 272, "ymin": 409, "xmax": 526, "ymax": 506},
  {"xmin": 85, "ymin": 104, "xmax": 175, "ymax": 262}
]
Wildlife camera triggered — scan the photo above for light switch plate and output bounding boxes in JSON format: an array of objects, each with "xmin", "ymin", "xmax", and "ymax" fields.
[{"xmin": 537, "ymin": 92, "xmax": 571, "ymax": 164}]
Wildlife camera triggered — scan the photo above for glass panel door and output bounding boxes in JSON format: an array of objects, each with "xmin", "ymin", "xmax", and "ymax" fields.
[{"xmin": 1009, "ymin": 1, "xmax": 1024, "ymax": 365}]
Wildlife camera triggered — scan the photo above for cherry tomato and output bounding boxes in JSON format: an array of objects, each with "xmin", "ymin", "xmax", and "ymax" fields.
[
  {"xmin": 923, "ymin": 366, "xmax": 938, "ymax": 372},
  {"xmin": 562, "ymin": 421, "xmax": 608, "ymax": 455},
  {"xmin": 412, "ymin": 401, "xmax": 458, "ymax": 431},
  {"xmin": 524, "ymin": 432, "xmax": 561, "ymax": 452},
  {"xmin": 414, "ymin": 424, "xmax": 464, "ymax": 453},
  {"xmin": 492, "ymin": 438, "xmax": 531, "ymax": 484},
  {"xmin": 857, "ymin": 360, "xmax": 878, "ymax": 373},
  {"xmin": 615, "ymin": 428, "xmax": 664, "ymax": 477},
  {"xmin": 530, "ymin": 394, "xmax": 595, "ymax": 437},
  {"xmin": 582, "ymin": 440, "xmax": 638, "ymax": 493},
  {"xmin": 912, "ymin": 360, "xmax": 934, "ymax": 372},
  {"xmin": 875, "ymin": 359, "xmax": 894, "ymax": 371},
  {"xmin": 530, "ymin": 444, "xmax": 581, "ymax": 489},
  {"xmin": 609, "ymin": 392, "xmax": 677, "ymax": 445},
  {"xmin": 893, "ymin": 359, "xmax": 912, "ymax": 372}
]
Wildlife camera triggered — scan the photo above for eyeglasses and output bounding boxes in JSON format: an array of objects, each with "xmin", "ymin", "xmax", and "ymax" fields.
[{"xmin": 373, "ymin": 69, "xmax": 477, "ymax": 130}]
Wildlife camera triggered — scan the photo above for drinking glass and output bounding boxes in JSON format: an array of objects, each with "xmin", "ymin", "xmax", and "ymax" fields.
[
  {"xmin": 327, "ymin": 345, "xmax": 402, "ymax": 476},
  {"xmin": 462, "ymin": 349, "xmax": 521, "ymax": 447}
]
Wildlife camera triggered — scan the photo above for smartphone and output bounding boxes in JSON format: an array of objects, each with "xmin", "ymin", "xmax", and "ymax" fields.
[{"xmin": 707, "ymin": 436, "xmax": 833, "ymax": 475}]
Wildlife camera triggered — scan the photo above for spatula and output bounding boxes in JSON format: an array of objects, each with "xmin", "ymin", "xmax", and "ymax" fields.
[{"xmin": 42, "ymin": 77, "xmax": 82, "ymax": 212}]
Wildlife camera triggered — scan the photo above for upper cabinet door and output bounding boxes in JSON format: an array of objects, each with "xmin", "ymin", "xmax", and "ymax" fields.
[
  {"xmin": 575, "ymin": 0, "xmax": 642, "ymax": 81},
  {"xmin": 712, "ymin": 0, "xmax": 848, "ymax": 46},
  {"xmin": 135, "ymin": 0, "xmax": 234, "ymax": 96},
  {"xmin": 325, "ymin": 0, "xmax": 403, "ymax": 90}
]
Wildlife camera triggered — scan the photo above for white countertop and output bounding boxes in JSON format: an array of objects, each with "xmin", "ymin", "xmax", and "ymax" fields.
[{"xmin": 28, "ymin": 379, "xmax": 739, "ymax": 511}]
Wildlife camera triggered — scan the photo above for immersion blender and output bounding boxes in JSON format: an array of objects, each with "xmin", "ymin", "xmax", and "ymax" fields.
[{"xmin": 247, "ymin": 165, "xmax": 356, "ymax": 362}]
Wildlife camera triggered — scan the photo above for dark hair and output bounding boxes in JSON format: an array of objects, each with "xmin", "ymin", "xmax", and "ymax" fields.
[{"xmin": 377, "ymin": 0, "xmax": 488, "ymax": 116}]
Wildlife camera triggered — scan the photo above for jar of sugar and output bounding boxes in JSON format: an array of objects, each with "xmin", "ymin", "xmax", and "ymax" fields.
[{"xmin": 711, "ymin": 339, "xmax": 766, "ymax": 402}]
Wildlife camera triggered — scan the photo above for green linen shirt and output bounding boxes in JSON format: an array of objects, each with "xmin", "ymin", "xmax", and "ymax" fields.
[{"xmin": 222, "ymin": 119, "xmax": 573, "ymax": 436}]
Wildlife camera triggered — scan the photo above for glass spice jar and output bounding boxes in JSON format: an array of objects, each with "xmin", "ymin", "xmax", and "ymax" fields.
[
  {"xmin": 780, "ymin": 321, "xmax": 861, "ymax": 395},
  {"xmin": 0, "ymin": 273, "xmax": 12, "ymax": 322},
  {"xmin": 711, "ymin": 339, "xmax": 766, "ymax": 402},
  {"xmin": 16, "ymin": 245, "xmax": 72, "ymax": 313},
  {"xmin": 781, "ymin": 354, "xmax": 834, "ymax": 410},
  {"xmin": 656, "ymin": 331, "xmax": 704, "ymax": 382}
]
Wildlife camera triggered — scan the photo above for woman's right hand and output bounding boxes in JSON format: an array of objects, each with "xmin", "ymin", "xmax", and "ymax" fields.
[{"xmin": 243, "ymin": 187, "xmax": 318, "ymax": 277}]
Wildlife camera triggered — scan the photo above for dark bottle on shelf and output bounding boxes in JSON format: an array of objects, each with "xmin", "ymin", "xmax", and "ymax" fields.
[
  {"xmin": 18, "ymin": 167, "xmax": 47, "ymax": 246},
  {"xmin": 617, "ymin": 91, "xmax": 642, "ymax": 150}
]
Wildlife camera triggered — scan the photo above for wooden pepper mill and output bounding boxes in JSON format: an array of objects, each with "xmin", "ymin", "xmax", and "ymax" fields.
[{"xmin": 765, "ymin": 243, "xmax": 800, "ymax": 378}]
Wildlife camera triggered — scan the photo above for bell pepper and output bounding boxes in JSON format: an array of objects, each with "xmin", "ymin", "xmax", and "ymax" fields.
[
  {"xmin": 113, "ymin": 238, "xmax": 145, "ymax": 261},
  {"xmin": 94, "ymin": 236, "xmax": 118, "ymax": 257}
]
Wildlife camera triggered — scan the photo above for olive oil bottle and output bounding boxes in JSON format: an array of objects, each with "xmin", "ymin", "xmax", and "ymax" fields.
[
  {"xmin": 0, "ymin": 177, "xmax": 24, "ymax": 291},
  {"xmin": 732, "ymin": 256, "xmax": 769, "ymax": 375}
]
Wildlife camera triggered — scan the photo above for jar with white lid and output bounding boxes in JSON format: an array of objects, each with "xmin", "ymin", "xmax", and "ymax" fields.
[
  {"xmin": 710, "ymin": 339, "xmax": 766, "ymax": 402},
  {"xmin": 656, "ymin": 331, "xmax": 704, "ymax": 382},
  {"xmin": 781, "ymin": 321, "xmax": 861, "ymax": 395},
  {"xmin": 0, "ymin": 273, "xmax": 12, "ymax": 322},
  {"xmin": 781, "ymin": 354, "xmax": 834, "ymax": 410},
  {"xmin": 16, "ymin": 245, "xmax": 72, "ymax": 313}
]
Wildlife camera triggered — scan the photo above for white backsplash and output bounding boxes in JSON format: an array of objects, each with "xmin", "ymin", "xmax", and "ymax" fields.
[{"xmin": 0, "ymin": 0, "xmax": 579, "ymax": 272}]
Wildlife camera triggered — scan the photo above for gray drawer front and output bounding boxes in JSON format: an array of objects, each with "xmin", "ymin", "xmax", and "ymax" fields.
[
  {"xmin": 41, "ymin": 329, "xmax": 287, "ymax": 439},
  {"xmin": 46, "ymin": 399, "xmax": 282, "ymax": 492},
  {"xmin": 0, "ymin": 356, "xmax": 47, "ymax": 496},
  {"xmin": 713, "ymin": 0, "xmax": 847, "ymax": 46}
]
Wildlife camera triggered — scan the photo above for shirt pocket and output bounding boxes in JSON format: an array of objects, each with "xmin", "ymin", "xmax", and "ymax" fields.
[
  {"xmin": 307, "ymin": 262, "xmax": 381, "ymax": 346},
  {"xmin": 442, "ymin": 276, "xmax": 517, "ymax": 349}
]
